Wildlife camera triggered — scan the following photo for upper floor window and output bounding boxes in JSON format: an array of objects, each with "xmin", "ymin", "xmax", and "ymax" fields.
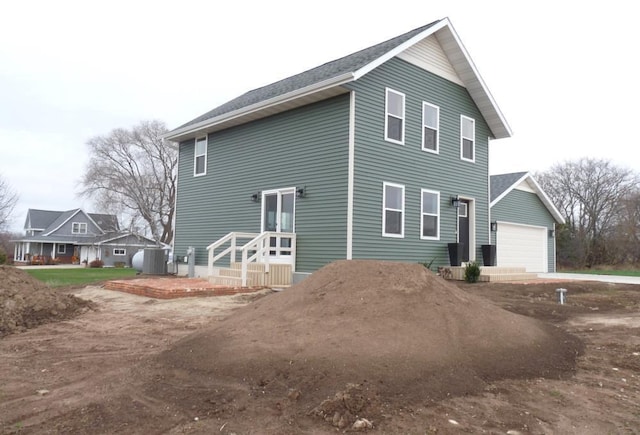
[
  {"xmin": 421, "ymin": 189, "xmax": 440, "ymax": 240},
  {"xmin": 194, "ymin": 136, "xmax": 207, "ymax": 176},
  {"xmin": 385, "ymin": 88, "xmax": 405, "ymax": 144},
  {"xmin": 422, "ymin": 102, "xmax": 439, "ymax": 153},
  {"xmin": 461, "ymin": 116, "xmax": 475, "ymax": 162},
  {"xmin": 382, "ymin": 182, "xmax": 404, "ymax": 237},
  {"xmin": 72, "ymin": 222, "xmax": 87, "ymax": 234}
]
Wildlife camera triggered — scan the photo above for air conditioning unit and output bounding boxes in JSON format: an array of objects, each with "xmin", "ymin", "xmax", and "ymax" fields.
[{"xmin": 142, "ymin": 248, "xmax": 167, "ymax": 275}]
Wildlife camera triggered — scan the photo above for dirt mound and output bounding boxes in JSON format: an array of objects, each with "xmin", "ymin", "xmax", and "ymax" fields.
[
  {"xmin": 142, "ymin": 260, "xmax": 582, "ymax": 431},
  {"xmin": 0, "ymin": 266, "xmax": 93, "ymax": 337}
]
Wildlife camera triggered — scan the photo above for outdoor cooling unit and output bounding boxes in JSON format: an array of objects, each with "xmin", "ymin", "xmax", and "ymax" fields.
[{"xmin": 142, "ymin": 248, "xmax": 167, "ymax": 275}]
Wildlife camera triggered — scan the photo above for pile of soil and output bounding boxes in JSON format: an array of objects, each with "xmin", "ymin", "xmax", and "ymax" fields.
[
  {"xmin": 0, "ymin": 266, "xmax": 93, "ymax": 337},
  {"xmin": 145, "ymin": 260, "xmax": 583, "ymax": 432}
]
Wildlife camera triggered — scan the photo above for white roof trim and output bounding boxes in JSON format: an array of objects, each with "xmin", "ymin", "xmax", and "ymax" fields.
[
  {"xmin": 491, "ymin": 172, "xmax": 565, "ymax": 224},
  {"xmin": 165, "ymin": 72, "xmax": 355, "ymax": 142}
]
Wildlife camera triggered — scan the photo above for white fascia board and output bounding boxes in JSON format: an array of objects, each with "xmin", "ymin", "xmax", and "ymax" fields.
[
  {"xmin": 526, "ymin": 175, "xmax": 566, "ymax": 224},
  {"xmin": 354, "ymin": 18, "xmax": 511, "ymax": 139},
  {"xmin": 352, "ymin": 19, "xmax": 449, "ymax": 80},
  {"xmin": 164, "ymin": 72, "xmax": 355, "ymax": 142},
  {"xmin": 43, "ymin": 209, "xmax": 83, "ymax": 236},
  {"xmin": 490, "ymin": 173, "xmax": 565, "ymax": 225},
  {"xmin": 437, "ymin": 20, "xmax": 512, "ymax": 139},
  {"xmin": 490, "ymin": 172, "xmax": 529, "ymax": 207}
]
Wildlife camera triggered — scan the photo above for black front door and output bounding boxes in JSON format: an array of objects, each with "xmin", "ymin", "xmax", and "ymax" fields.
[{"xmin": 458, "ymin": 200, "xmax": 470, "ymax": 262}]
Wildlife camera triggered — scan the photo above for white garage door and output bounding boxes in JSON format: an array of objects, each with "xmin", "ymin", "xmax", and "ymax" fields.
[{"xmin": 496, "ymin": 222, "xmax": 548, "ymax": 272}]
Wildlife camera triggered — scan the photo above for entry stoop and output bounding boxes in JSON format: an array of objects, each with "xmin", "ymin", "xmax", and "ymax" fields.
[
  {"xmin": 209, "ymin": 263, "xmax": 292, "ymax": 287},
  {"xmin": 446, "ymin": 266, "xmax": 538, "ymax": 282}
]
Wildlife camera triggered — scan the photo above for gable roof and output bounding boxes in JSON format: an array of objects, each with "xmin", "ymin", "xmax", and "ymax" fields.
[
  {"xmin": 166, "ymin": 18, "xmax": 511, "ymax": 143},
  {"xmin": 490, "ymin": 172, "xmax": 565, "ymax": 224},
  {"xmin": 24, "ymin": 208, "xmax": 119, "ymax": 235}
]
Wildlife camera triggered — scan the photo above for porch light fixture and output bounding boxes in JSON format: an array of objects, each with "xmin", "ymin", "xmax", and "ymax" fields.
[
  {"xmin": 250, "ymin": 192, "xmax": 260, "ymax": 202},
  {"xmin": 549, "ymin": 229, "xmax": 555, "ymax": 238},
  {"xmin": 296, "ymin": 186, "xmax": 307, "ymax": 198},
  {"xmin": 490, "ymin": 222, "xmax": 498, "ymax": 232},
  {"xmin": 450, "ymin": 195, "xmax": 460, "ymax": 208}
]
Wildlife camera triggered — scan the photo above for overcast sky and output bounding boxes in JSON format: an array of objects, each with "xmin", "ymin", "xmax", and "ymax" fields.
[{"xmin": 1, "ymin": 0, "xmax": 638, "ymax": 232}]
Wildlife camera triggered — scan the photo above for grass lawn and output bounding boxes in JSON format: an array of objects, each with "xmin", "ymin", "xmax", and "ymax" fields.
[
  {"xmin": 25, "ymin": 267, "xmax": 138, "ymax": 287},
  {"xmin": 561, "ymin": 269, "xmax": 640, "ymax": 277}
]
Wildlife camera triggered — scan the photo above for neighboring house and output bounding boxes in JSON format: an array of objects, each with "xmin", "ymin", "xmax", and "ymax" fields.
[
  {"xmin": 165, "ymin": 18, "xmax": 513, "ymax": 284},
  {"xmin": 490, "ymin": 172, "xmax": 565, "ymax": 273},
  {"xmin": 13, "ymin": 208, "xmax": 158, "ymax": 267}
]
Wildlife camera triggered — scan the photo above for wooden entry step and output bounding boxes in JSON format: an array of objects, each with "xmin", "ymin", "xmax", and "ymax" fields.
[
  {"xmin": 446, "ymin": 266, "xmax": 538, "ymax": 282},
  {"xmin": 209, "ymin": 263, "xmax": 292, "ymax": 287}
]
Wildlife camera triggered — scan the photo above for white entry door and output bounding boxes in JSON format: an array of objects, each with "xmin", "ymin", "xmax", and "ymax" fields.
[{"xmin": 262, "ymin": 188, "xmax": 295, "ymax": 263}]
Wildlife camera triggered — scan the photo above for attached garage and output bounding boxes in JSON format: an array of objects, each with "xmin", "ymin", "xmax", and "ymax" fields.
[
  {"xmin": 490, "ymin": 172, "xmax": 564, "ymax": 273},
  {"xmin": 496, "ymin": 222, "xmax": 548, "ymax": 272}
]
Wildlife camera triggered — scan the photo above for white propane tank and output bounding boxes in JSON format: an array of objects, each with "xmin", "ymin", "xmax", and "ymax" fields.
[{"xmin": 132, "ymin": 249, "xmax": 144, "ymax": 272}]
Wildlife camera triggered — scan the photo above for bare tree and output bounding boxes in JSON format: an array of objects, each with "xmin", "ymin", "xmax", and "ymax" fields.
[
  {"xmin": 79, "ymin": 120, "xmax": 177, "ymax": 244},
  {"xmin": 0, "ymin": 174, "xmax": 18, "ymax": 231},
  {"xmin": 537, "ymin": 158, "xmax": 640, "ymax": 267}
]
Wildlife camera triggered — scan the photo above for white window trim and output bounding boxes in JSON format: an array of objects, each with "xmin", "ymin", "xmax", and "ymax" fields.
[
  {"xmin": 382, "ymin": 182, "xmax": 405, "ymax": 238},
  {"xmin": 194, "ymin": 136, "xmax": 207, "ymax": 176},
  {"xmin": 57, "ymin": 244, "xmax": 66, "ymax": 254},
  {"xmin": 422, "ymin": 102, "xmax": 440, "ymax": 154},
  {"xmin": 384, "ymin": 88, "xmax": 405, "ymax": 145},
  {"xmin": 113, "ymin": 248, "xmax": 126, "ymax": 256},
  {"xmin": 420, "ymin": 188, "xmax": 440, "ymax": 240},
  {"xmin": 72, "ymin": 222, "xmax": 87, "ymax": 234},
  {"xmin": 460, "ymin": 115, "xmax": 475, "ymax": 162}
]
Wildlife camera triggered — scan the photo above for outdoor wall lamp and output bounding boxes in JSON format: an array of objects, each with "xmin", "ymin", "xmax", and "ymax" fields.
[
  {"xmin": 491, "ymin": 222, "xmax": 498, "ymax": 232},
  {"xmin": 250, "ymin": 192, "xmax": 260, "ymax": 202},
  {"xmin": 296, "ymin": 186, "xmax": 307, "ymax": 198},
  {"xmin": 450, "ymin": 195, "xmax": 460, "ymax": 208},
  {"xmin": 549, "ymin": 229, "xmax": 555, "ymax": 238}
]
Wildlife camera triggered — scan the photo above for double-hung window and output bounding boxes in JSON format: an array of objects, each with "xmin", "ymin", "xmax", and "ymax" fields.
[
  {"xmin": 382, "ymin": 182, "xmax": 404, "ymax": 237},
  {"xmin": 421, "ymin": 189, "xmax": 440, "ymax": 239},
  {"xmin": 385, "ymin": 88, "xmax": 405, "ymax": 144},
  {"xmin": 114, "ymin": 248, "xmax": 126, "ymax": 256},
  {"xmin": 461, "ymin": 116, "xmax": 475, "ymax": 162},
  {"xmin": 72, "ymin": 222, "xmax": 87, "ymax": 234},
  {"xmin": 194, "ymin": 136, "xmax": 207, "ymax": 176},
  {"xmin": 422, "ymin": 102, "xmax": 439, "ymax": 153},
  {"xmin": 57, "ymin": 244, "xmax": 66, "ymax": 254}
]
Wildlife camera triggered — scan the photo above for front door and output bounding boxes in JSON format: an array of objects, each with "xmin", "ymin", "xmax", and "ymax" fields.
[
  {"xmin": 458, "ymin": 200, "xmax": 470, "ymax": 262},
  {"xmin": 262, "ymin": 188, "xmax": 295, "ymax": 262}
]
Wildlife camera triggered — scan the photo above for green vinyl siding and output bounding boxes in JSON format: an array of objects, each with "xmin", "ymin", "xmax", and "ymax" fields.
[
  {"xmin": 174, "ymin": 94, "xmax": 350, "ymax": 272},
  {"xmin": 347, "ymin": 57, "xmax": 491, "ymax": 267},
  {"xmin": 491, "ymin": 189, "xmax": 557, "ymax": 272}
]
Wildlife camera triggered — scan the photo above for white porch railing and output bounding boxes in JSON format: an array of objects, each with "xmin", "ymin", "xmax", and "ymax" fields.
[{"xmin": 207, "ymin": 231, "xmax": 297, "ymax": 287}]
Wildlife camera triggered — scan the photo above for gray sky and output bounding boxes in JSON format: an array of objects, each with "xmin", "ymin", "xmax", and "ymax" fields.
[{"xmin": 1, "ymin": 0, "xmax": 638, "ymax": 232}]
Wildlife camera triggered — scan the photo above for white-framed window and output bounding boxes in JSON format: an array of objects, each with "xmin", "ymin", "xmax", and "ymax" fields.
[
  {"xmin": 458, "ymin": 202, "xmax": 468, "ymax": 218},
  {"xmin": 385, "ymin": 88, "xmax": 405, "ymax": 144},
  {"xmin": 421, "ymin": 189, "xmax": 440, "ymax": 240},
  {"xmin": 72, "ymin": 222, "xmax": 87, "ymax": 234},
  {"xmin": 113, "ymin": 248, "xmax": 126, "ymax": 256},
  {"xmin": 422, "ymin": 102, "xmax": 439, "ymax": 153},
  {"xmin": 57, "ymin": 244, "xmax": 66, "ymax": 254},
  {"xmin": 194, "ymin": 136, "xmax": 207, "ymax": 176},
  {"xmin": 461, "ymin": 115, "xmax": 475, "ymax": 162},
  {"xmin": 382, "ymin": 182, "xmax": 404, "ymax": 237}
]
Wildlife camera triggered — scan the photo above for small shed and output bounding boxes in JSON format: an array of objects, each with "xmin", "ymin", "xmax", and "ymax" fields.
[{"xmin": 490, "ymin": 172, "xmax": 565, "ymax": 273}]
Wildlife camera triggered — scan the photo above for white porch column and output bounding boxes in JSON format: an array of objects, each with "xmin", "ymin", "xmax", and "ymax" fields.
[
  {"xmin": 14, "ymin": 243, "xmax": 18, "ymax": 261},
  {"xmin": 52, "ymin": 243, "xmax": 57, "ymax": 259}
]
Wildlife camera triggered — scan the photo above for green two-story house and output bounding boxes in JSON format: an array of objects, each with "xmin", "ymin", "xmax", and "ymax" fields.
[{"xmin": 166, "ymin": 18, "xmax": 512, "ymax": 285}]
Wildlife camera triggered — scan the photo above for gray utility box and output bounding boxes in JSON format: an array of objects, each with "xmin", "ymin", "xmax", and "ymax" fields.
[{"xmin": 142, "ymin": 248, "xmax": 167, "ymax": 275}]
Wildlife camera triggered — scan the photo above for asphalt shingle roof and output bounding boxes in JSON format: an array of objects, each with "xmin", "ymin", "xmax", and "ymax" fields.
[
  {"xmin": 490, "ymin": 172, "xmax": 528, "ymax": 202},
  {"xmin": 176, "ymin": 20, "xmax": 440, "ymax": 130}
]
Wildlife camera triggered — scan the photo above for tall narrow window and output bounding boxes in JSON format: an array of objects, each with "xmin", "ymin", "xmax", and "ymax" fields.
[
  {"xmin": 461, "ymin": 116, "xmax": 475, "ymax": 162},
  {"xmin": 194, "ymin": 136, "xmax": 207, "ymax": 176},
  {"xmin": 422, "ymin": 102, "xmax": 439, "ymax": 153},
  {"xmin": 382, "ymin": 182, "xmax": 404, "ymax": 237},
  {"xmin": 385, "ymin": 88, "xmax": 405, "ymax": 144},
  {"xmin": 421, "ymin": 189, "xmax": 440, "ymax": 239}
]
